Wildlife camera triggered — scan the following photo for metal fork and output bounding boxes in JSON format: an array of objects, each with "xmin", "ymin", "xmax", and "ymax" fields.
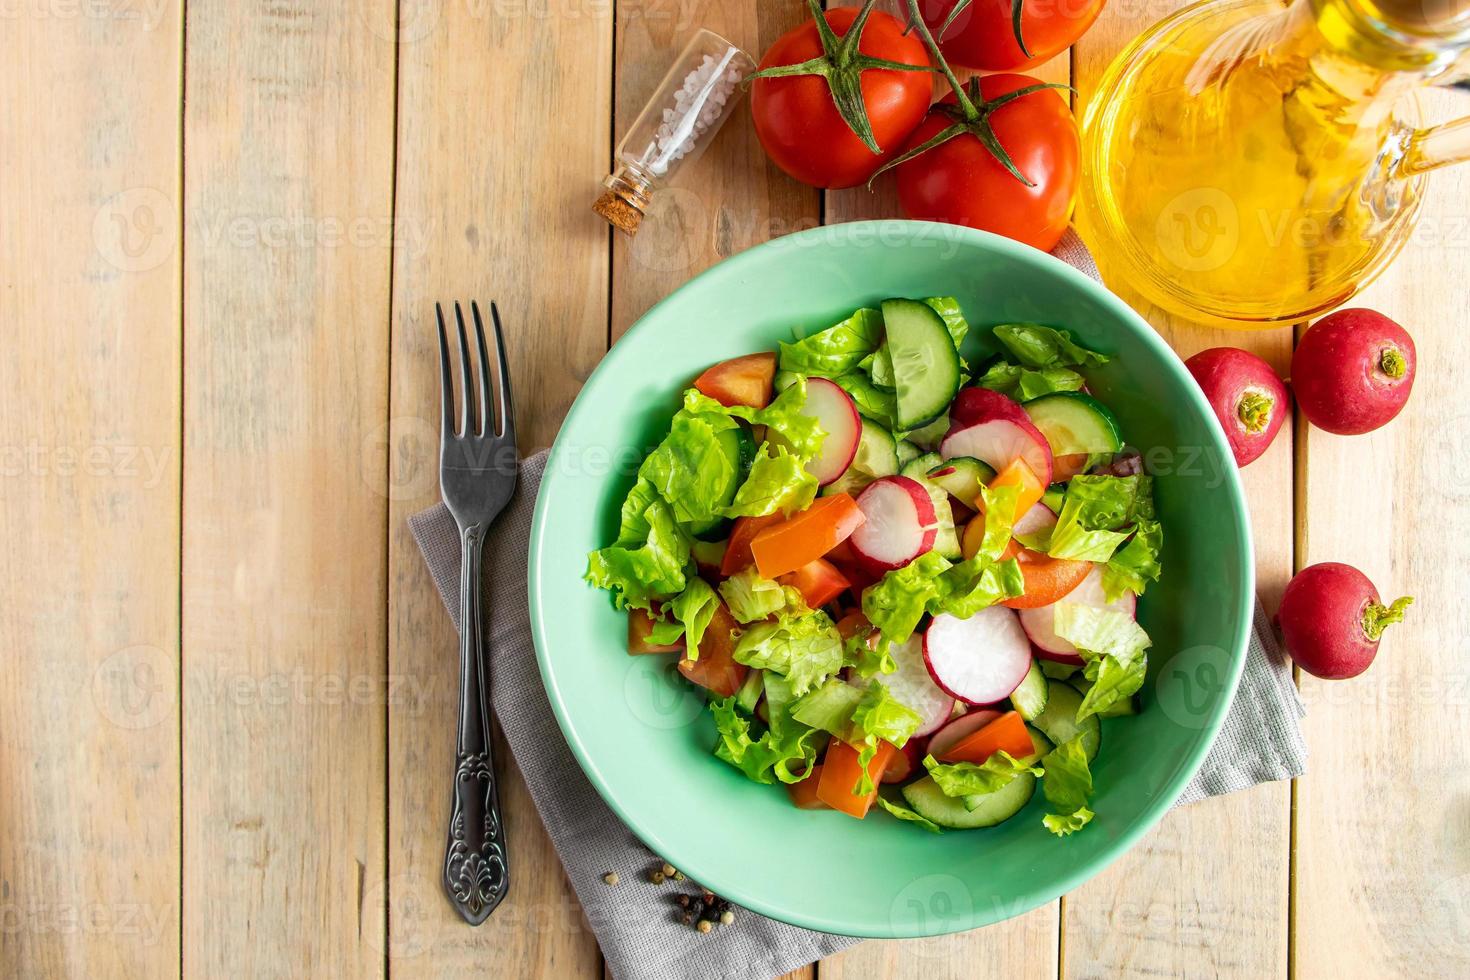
[{"xmin": 436, "ymin": 300, "xmax": 517, "ymax": 925}]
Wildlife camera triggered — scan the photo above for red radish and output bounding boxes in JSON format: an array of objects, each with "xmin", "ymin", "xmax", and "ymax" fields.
[
  {"xmin": 857, "ymin": 634, "xmax": 955, "ymax": 736},
  {"xmin": 950, "ymin": 386, "xmax": 1031, "ymax": 428},
  {"xmin": 940, "ymin": 416, "xmax": 1053, "ymax": 487},
  {"xmin": 923, "ymin": 606, "xmax": 1033, "ymax": 705},
  {"xmin": 924, "ymin": 709, "xmax": 1003, "ymax": 759},
  {"xmin": 1277, "ymin": 562, "xmax": 1413, "ymax": 679},
  {"xmin": 1011, "ymin": 501, "xmax": 1058, "ymax": 539},
  {"xmin": 1292, "ymin": 309, "xmax": 1417, "ymax": 435},
  {"xmin": 1184, "ymin": 347, "xmax": 1289, "ymax": 467},
  {"xmin": 881, "ymin": 740, "xmax": 921, "ymax": 784},
  {"xmin": 1019, "ymin": 566, "xmax": 1135, "ymax": 662},
  {"xmin": 692, "ymin": 352, "xmax": 777, "ymax": 408},
  {"xmin": 851, "ymin": 476, "xmax": 937, "ymax": 572},
  {"xmin": 799, "ymin": 377, "xmax": 861, "ymax": 485}
]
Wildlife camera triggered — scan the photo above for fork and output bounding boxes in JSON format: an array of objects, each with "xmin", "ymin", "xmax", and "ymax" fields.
[{"xmin": 436, "ymin": 300, "xmax": 517, "ymax": 925}]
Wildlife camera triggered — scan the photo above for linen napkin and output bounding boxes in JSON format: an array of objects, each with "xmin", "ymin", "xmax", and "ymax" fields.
[{"xmin": 409, "ymin": 230, "xmax": 1307, "ymax": 980}]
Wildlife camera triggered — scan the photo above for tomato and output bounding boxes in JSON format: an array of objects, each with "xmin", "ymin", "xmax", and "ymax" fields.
[
  {"xmin": 920, "ymin": 0, "xmax": 1108, "ymax": 72},
  {"xmin": 786, "ymin": 764, "xmax": 829, "ymax": 809},
  {"xmin": 749, "ymin": 494, "xmax": 865, "ymax": 579},
  {"xmin": 627, "ymin": 607, "xmax": 684, "ymax": 654},
  {"xmin": 1000, "ymin": 544, "xmax": 1092, "ymax": 608},
  {"xmin": 815, "ymin": 738, "xmax": 894, "ymax": 818},
  {"xmin": 935, "ymin": 710, "xmax": 1034, "ymax": 764},
  {"xmin": 893, "ymin": 74, "xmax": 1079, "ymax": 252},
  {"xmin": 751, "ymin": 5, "xmax": 932, "ymax": 189},
  {"xmin": 693, "ymin": 352, "xmax": 777, "ymax": 409},
  {"xmin": 721, "ymin": 512, "xmax": 784, "ymax": 576},
  {"xmin": 778, "ymin": 557, "xmax": 851, "ymax": 609},
  {"xmin": 677, "ymin": 603, "xmax": 748, "ymax": 697}
]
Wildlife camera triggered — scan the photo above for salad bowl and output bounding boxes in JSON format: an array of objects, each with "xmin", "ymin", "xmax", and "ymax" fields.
[{"xmin": 528, "ymin": 221, "xmax": 1253, "ymax": 937}]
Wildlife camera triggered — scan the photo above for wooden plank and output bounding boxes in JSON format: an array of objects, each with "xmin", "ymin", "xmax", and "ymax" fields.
[
  {"xmin": 609, "ymin": 0, "xmax": 819, "ymax": 340},
  {"xmin": 0, "ymin": 7, "xmax": 182, "ymax": 977},
  {"xmin": 1292, "ymin": 93, "xmax": 1470, "ymax": 976},
  {"xmin": 383, "ymin": 0, "xmax": 610, "ymax": 976},
  {"xmin": 181, "ymin": 3, "xmax": 395, "ymax": 975},
  {"xmin": 1063, "ymin": 5, "xmax": 1293, "ymax": 977}
]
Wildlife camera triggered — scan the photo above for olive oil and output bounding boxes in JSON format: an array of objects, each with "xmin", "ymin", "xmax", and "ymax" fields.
[{"xmin": 1076, "ymin": 0, "xmax": 1470, "ymax": 328}]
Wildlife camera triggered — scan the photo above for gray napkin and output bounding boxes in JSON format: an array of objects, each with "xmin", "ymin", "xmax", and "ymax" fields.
[{"xmin": 409, "ymin": 231, "xmax": 1307, "ymax": 980}]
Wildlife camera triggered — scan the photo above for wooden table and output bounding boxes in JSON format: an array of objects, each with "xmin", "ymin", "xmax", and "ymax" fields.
[{"xmin": 5, "ymin": 1, "xmax": 1467, "ymax": 976}]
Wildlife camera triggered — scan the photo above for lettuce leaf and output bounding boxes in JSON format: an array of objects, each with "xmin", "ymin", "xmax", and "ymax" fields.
[
  {"xmin": 974, "ymin": 483, "xmax": 1020, "ymax": 562},
  {"xmin": 924, "ymin": 296, "xmax": 969, "ymax": 349},
  {"xmin": 862, "ymin": 551, "xmax": 1026, "ymax": 646},
  {"xmin": 718, "ymin": 565, "xmax": 796, "ymax": 624},
  {"xmin": 1053, "ymin": 603, "xmax": 1152, "ymax": 721},
  {"xmin": 646, "ymin": 577, "xmax": 719, "ymax": 649},
  {"xmin": 973, "ymin": 360, "xmax": 1086, "ymax": 402},
  {"xmin": 993, "ymin": 323, "xmax": 1110, "ymax": 370},
  {"xmin": 708, "ymin": 696, "xmax": 818, "ymax": 785},
  {"xmin": 731, "ymin": 610, "xmax": 843, "ymax": 696},
  {"xmin": 1046, "ymin": 475, "xmax": 1154, "ymax": 562},
  {"xmin": 876, "ymin": 795, "xmax": 944, "ymax": 833},
  {"xmin": 684, "ymin": 380, "xmax": 824, "ymax": 461},
  {"xmin": 831, "ymin": 371, "xmax": 895, "ymax": 427},
  {"xmin": 725, "ymin": 443, "xmax": 818, "ymax": 518},
  {"xmin": 1040, "ymin": 735, "xmax": 1095, "ymax": 836},
  {"xmin": 778, "ymin": 308, "xmax": 884, "ymax": 377},
  {"xmin": 789, "ymin": 677, "xmax": 864, "ymax": 734},
  {"xmin": 861, "ymin": 344, "xmax": 896, "ymax": 389},
  {"xmin": 1102, "ymin": 517, "xmax": 1163, "ymax": 601},
  {"xmin": 850, "ymin": 681, "xmax": 924, "ymax": 795},
  {"xmin": 842, "ymin": 619, "xmax": 896, "ymax": 678},
  {"xmin": 637, "ymin": 410, "xmax": 739, "ymax": 525},
  {"xmin": 585, "ymin": 495, "xmax": 689, "ymax": 611},
  {"xmin": 923, "ymin": 751, "xmax": 1040, "ymax": 799}
]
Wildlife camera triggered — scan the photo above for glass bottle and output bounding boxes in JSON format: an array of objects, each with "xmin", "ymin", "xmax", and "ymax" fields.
[
  {"xmin": 1076, "ymin": 0, "xmax": 1470, "ymax": 328},
  {"xmin": 594, "ymin": 29, "xmax": 756, "ymax": 236}
]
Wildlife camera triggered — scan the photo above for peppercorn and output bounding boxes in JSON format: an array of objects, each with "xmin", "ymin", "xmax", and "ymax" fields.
[
  {"xmin": 676, "ymin": 894, "xmax": 691, "ymax": 908},
  {"xmin": 701, "ymin": 889, "xmax": 715, "ymax": 904},
  {"xmin": 602, "ymin": 872, "xmax": 619, "ymax": 886},
  {"xmin": 649, "ymin": 869, "xmax": 665, "ymax": 885},
  {"xmin": 673, "ymin": 871, "xmax": 686, "ymax": 881},
  {"xmin": 680, "ymin": 911, "xmax": 695, "ymax": 926},
  {"xmin": 661, "ymin": 862, "xmax": 676, "ymax": 878},
  {"xmin": 720, "ymin": 909, "xmax": 735, "ymax": 926},
  {"xmin": 697, "ymin": 919, "xmax": 712, "ymax": 934}
]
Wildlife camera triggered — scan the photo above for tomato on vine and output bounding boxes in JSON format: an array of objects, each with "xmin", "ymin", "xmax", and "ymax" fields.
[
  {"xmin": 918, "ymin": 0, "xmax": 1108, "ymax": 72},
  {"xmin": 750, "ymin": 0, "xmax": 933, "ymax": 189}
]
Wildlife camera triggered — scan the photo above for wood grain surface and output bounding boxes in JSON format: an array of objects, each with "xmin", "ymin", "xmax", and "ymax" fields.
[{"xmin": 4, "ymin": 0, "xmax": 1468, "ymax": 977}]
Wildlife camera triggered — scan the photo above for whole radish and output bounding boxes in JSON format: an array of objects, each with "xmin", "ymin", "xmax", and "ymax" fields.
[
  {"xmin": 1292, "ymin": 309, "xmax": 1416, "ymax": 435},
  {"xmin": 1277, "ymin": 562, "xmax": 1412, "ymax": 680},
  {"xmin": 1184, "ymin": 347, "xmax": 1290, "ymax": 467}
]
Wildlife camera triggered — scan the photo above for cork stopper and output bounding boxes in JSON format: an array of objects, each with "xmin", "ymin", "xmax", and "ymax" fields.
[
  {"xmin": 593, "ymin": 189, "xmax": 644, "ymax": 236},
  {"xmin": 1367, "ymin": 0, "xmax": 1470, "ymax": 35}
]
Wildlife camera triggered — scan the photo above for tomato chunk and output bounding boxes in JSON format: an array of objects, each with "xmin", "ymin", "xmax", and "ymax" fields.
[
  {"xmin": 778, "ymin": 557, "xmax": 850, "ymax": 609},
  {"xmin": 815, "ymin": 738, "xmax": 894, "ymax": 818},
  {"xmin": 786, "ymin": 764, "xmax": 828, "ymax": 810},
  {"xmin": 721, "ymin": 512, "xmax": 784, "ymax": 577},
  {"xmin": 1001, "ymin": 546, "xmax": 1093, "ymax": 609},
  {"xmin": 693, "ymin": 352, "xmax": 778, "ymax": 409},
  {"xmin": 936, "ymin": 710, "xmax": 1034, "ymax": 765},
  {"xmin": 750, "ymin": 495, "xmax": 865, "ymax": 579},
  {"xmin": 627, "ymin": 607, "xmax": 684, "ymax": 655},
  {"xmin": 677, "ymin": 603, "xmax": 748, "ymax": 697}
]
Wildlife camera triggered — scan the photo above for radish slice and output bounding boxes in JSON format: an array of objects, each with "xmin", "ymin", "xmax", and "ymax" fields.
[
  {"xmin": 851, "ymin": 476, "xmax": 937, "ymax": 572},
  {"xmin": 950, "ymin": 387, "xmax": 1030, "ymax": 429},
  {"xmin": 800, "ymin": 377, "xmax": 861, "ymax": 486},
  {"xmin": 923, "ymin": 606, "xmax": 1033, "ymax": 705},
  {"xmin": 850, "ymin": 634, "xmax": 955, "ymax": 737},
  {"xmin": 1019, "ymin": 565, "xmax": 1136, "ymax": 661},
  {"xmin": 881, "ymin": 740, "xmax": 921, "ymax": 784},
  {"xmin": 925, "ymin": 709, "xmax": 1003, "ymax": 759},
  {"xmin": 940, "ymin": 418, "xmax": 1053, "ymax": 487},
  {"xmin": 1011, "ymin": 502, "xmax": 1058, "ymax": 539}
]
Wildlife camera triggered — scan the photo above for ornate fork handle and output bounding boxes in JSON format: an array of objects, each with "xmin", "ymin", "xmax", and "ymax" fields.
[{"xmin": 443, "ymin": 523, "xmax": 509, "ymax": 924}]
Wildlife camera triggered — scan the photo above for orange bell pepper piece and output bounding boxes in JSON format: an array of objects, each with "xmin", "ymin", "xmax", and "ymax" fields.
[
  {"xmin": 750, "ymin": 494, "xmax": 865, "ymax": 580},
  {"xmin": 936, "ymin": 710, "xmax": 1035, "ymax": 765},
  {"xmin": 815, "ymin": 738, "xmax": 894, "ymax": 818},
  {"xmin": 985, "ymin": 457, "xmax": 1046, "ymax": 518}
]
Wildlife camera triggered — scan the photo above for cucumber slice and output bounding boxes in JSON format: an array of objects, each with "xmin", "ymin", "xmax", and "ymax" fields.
[
  {"xmin": 882, "ymin": 298, "xmax": 962, "ymax": 430},
  {"xmin": 901, "ymin": 414, "xmax": 951, "ymax": 451},
  {"xmin": 1039, "ymin": 659, "xmax": 1080, "ymax": 680},
  {"xmin": 1024, "ymin": 392, "xmax": 1123, "ymax": 457},
  {"xmin": 1009, "ymin": 660, "xmax": 1049, "ymax": 720},
  {"xmin": 927, "ymin": 456, "xmax": 997, "ymax": 504},
  {"xmin": 822, "ymin": 417, "xmax": 899, "ymax": 497},
  {"xmin": 912, "ymin": 474, "xmax": 962, "ymax": 559},
  {"xmin": 896, "ymin": 439, "xmax": 922, "ymax": 468},
  {"xmin": 902, "ymin": 773, "xmax": 1037, "ymax": 830},
  {"xmin": 900, "ymin": 451, "xmax": 943, "ymax": 479},
  {"xmin": 1030, "ymin": 680, "xmax": 1101, "ymax": 762},
  {"xmin": 1024, "ymin": 724, "xmax": 1055, "ymax": 762},
  {"xmin": 688, "ymin": 426, "xmax": 757, "ymax": 536}
]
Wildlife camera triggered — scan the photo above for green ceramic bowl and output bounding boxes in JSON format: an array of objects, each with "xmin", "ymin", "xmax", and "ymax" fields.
[{"xmin": 529, "ymin": 221, "xmax": 1253, "ymax": 938}]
